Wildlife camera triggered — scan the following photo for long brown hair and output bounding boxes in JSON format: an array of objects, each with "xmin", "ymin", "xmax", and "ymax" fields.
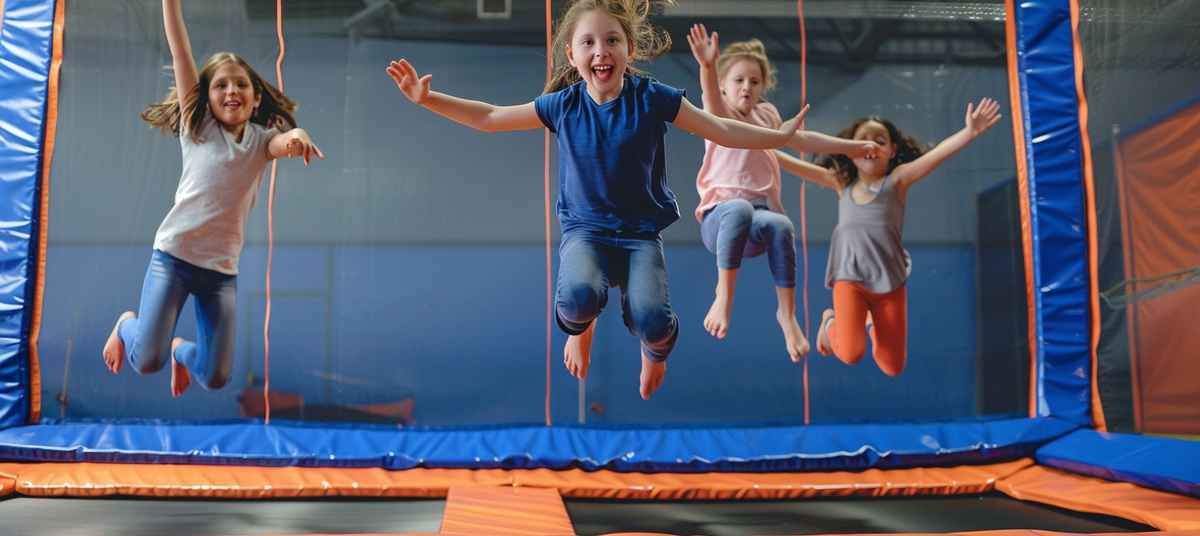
[
  {"xmin": 142, "ymin": 52, "xmax": 297, "ymax": 144},
  {"xmin": 543, "ymin": 0, "xmax": 674, "ymax": 94},
  {"xmin": 818, "ymin": 116, "xmax": 926, "ymax": 188},
  {"xmin": 716, "ymin": 38, "xmax": 776, "ymax": 93}
]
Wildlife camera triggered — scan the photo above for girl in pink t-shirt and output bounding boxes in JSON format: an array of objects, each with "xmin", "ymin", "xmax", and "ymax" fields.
[{"xmin": 687, "ymin": 25, "xmax": 879, "ymax": 362}]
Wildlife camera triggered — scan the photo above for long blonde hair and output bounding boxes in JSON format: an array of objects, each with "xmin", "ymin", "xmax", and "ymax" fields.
[
  {"xmin": 142, "ymin": 52, "xmax": 297, "ymax": 144},
  {"xmin": 716, "ymin": 39, "xmax": 777, "ymax": 93},
  {"xmin": 543, "ymin": 0, "xmax": 674, "ymax": 94}
]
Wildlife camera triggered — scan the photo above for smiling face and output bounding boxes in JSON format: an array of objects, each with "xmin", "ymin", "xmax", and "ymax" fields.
[
  {"xmin": 850, "ymin": 120, "xmax": 896, "ymax": 178},
  {"xmin": 565, "ymin": 9, "xmax": 631, "ymax": 104},
  {"xmin": 207, "ymin": 61, "xmax": 261, "ymax": 137},
  {"xmin": 719, "ymin": 59, "xmax": 765, "ymax": 115}
]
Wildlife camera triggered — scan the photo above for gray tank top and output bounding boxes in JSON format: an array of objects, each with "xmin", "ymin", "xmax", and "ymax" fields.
[{"xmin": 825, "ymin": 175, "xmax": 907, "ymax": 293}]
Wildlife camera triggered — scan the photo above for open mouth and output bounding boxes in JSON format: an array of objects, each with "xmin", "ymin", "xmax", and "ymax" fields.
[{"xmin": 593, "ymin": 64, "xmax": 613, "ymax": 82}]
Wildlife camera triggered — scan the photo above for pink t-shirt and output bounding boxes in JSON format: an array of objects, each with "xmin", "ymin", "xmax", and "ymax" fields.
[{"xmin": 694, "ymin": 100, "xmax": 784, "ymax": 222}]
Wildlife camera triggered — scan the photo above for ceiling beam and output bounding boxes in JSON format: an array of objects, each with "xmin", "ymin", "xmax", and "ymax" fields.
[{"xmin": 661, "ymin": 0, "xmax": 1006, "ymax": 21}]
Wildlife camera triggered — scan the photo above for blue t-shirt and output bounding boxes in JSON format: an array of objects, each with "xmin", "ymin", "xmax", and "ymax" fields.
[{"xmin": 534, "ymin": 75, "xmax": 684, "ymax": 234}]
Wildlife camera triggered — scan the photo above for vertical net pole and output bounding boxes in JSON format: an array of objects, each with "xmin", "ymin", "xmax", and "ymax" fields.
[
  {"xmin": 544, "ymin": 0, "xmax": 554, "ymax": 427},
  {"xmin": 262, "ymin": 0, "xmax": 286, "ymax": 425},
  {"xmin": 797, "ymin": 0, "xmax": 811, "ymax": 424}
]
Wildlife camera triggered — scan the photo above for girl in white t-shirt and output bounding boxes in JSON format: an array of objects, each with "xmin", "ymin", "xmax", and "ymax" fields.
[{"xmin": 102, "ymin": 0, "xmax": 322, "ymax": 397}]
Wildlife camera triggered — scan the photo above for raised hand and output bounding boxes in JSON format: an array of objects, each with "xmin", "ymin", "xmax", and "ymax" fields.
[
  {"xmin": 966, "ymin": 97, "xmax": 1002, "ymax": 136},
  {"xmin": 778, "ymin": 103, "xmax": 810, "ymax": 139},
  {"xmin": 386, "ymin": 59, "xmax": 431, "ymax": 104},
  {"xmin": 687, "ymin": 24, "xmax": 719, "ymax": 68}
]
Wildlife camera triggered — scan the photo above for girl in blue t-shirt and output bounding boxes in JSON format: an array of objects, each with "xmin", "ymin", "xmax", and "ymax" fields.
[{"xmin": 387, "ymin": 0, "xmax": 804, "ymax": 400}]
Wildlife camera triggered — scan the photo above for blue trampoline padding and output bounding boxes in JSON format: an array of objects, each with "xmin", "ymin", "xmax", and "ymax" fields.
[
  {"xmin": 1013, "ymin": 0, "xmax": 1094, "ymax": 425},
  {"xmin": 1037, "ymin": 429, "xmax": 1200, "ymax": 499},
  {"xmin": 0, "ymin": 417, "xmax": 1079, "ymax": 472},
  {"xmin": 0, "ymin": 0, "xmax": 58, "ymax": 430}
]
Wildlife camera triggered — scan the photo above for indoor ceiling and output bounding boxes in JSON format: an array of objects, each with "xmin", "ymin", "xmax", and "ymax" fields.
[
  {"xmin": 250, "ymin": 0, "xmax": 1012, "ymax": 68},
  {"xmin": 74, "ymin": 1, "xmax": 1200, "ymax": 72}
]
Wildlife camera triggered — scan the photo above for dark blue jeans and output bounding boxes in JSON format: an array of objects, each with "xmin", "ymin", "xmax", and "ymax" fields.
[
  {"xmin": 555, "ymin": 228, "xmax": 679, "ymax": 362},
  {"xmin": 701, "ymin": 198, "xmax": 796, "ymax": 288},
  {"xmin": 117, "ymin": 250, "xmax": 237, "ymax": 389}
]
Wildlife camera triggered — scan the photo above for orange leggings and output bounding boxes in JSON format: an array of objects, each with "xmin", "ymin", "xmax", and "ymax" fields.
[{"xmin": 828, "ymin": 281, "xmax": 907, "ymax": 376}]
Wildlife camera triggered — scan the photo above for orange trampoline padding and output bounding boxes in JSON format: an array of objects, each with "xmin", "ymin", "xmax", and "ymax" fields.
[
  {"xmin": 0, "ymin": 459, "xmax": 1033, "ymax": 500},
  {"xmin": 441, "ymin": 486, "xmax": 574, "ymax": 536},
  {"xmin": 0, "ymin": 469, "xmax": 15, "ymax": 497},
  {"xmin": 996, "ymin": 463, "xmax": 1200, "ymax": 531}
]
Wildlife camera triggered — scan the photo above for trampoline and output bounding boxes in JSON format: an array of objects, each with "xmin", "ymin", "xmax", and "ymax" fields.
[{"xmin": 2, "ymin": 0, "xmax": 1200, "ymax": 535}]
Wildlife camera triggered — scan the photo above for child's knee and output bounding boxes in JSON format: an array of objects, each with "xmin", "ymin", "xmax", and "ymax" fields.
[
  {"xmin": 637, "ymin": 314, "xmax": 679, "ymax": 360},
  {"xmin": 774, "ymin": 221, "xmax": 795, "ymax": 243},
  {"xmin": 626, "ymin": 307, "xmax": 677, "ymax": 344},
  {"xmin": 644, "ymin": 313, "xmax": 677, "ymax": 344},
  {"xmin": 834, "ymin": 346, "xmax": 866, "ymax": 366},
  {"xmin": 832, "ymin": 335, "xmax": 867, "ymax": 365},
  {"xmin": 202, "ymin": 370, "xmax": 231, "ymax": 390},
  {"xmin": 128, "ymin": 346, "xmax": 167, "ymax": 375},
  {"xmin": 763, "ymin": 218, "xmax": 795, "ymax": 249},
  {"xmin": 557, "ymin": 283, "xmax": 605, "ymax": 321},
  {"xmin": 130, "ymin": 357, "xmax": 166, "ymax": 375},
  {"xmin": 875, "ymin": 352, "xmax": 906, "ymax": 376}
]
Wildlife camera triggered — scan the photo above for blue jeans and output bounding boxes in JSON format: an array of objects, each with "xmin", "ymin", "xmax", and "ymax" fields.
[
  {"xmin": 117, "ymin": 250, "xmax": 237, "ymax": 389},
  {"xmin": 700, "ymin": 199, "xmax": 796, "ymax": 288},
  {"xmin": 555, "ymin": 229, "xmax": 679, "ymax": 363}
]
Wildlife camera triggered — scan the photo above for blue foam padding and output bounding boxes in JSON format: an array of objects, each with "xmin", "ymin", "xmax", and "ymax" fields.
[
  {"xmin": 0, "ymin": 416, "xmax": 1079, "ymax": 472},
  {"xmin": 1037, "ymin": 428, "xmax": 1200, "ymax": 499}
]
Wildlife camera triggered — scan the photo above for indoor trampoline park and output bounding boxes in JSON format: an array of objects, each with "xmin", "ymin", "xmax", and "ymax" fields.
[{"xmin": 1, "ymin": 0, "xmax": 1199, "ymax": 535}]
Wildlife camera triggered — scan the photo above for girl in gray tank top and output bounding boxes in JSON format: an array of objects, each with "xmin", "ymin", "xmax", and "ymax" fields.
[{"xmin": 773, "ymin": 99, "xmax": 1002, "ymax": 376}]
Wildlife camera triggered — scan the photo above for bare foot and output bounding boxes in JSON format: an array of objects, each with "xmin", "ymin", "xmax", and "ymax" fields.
[
  {"xmin": 777, "ymin": 310, "xmax": 810, "ymax": 362},
  {"xmin": 815, "ymin": 309, "xmax": 834, "ymax": 356},
  {"xmin": 639, "ymin": 350, "xmax": 666, "ymax": 400},
  {"xmin": 564, "ymin": 322, "xmax": 595, "ymax": 380},
  {"xmin": 102, "ymin": 311, "xmax": 135, "ymax": 374},
  {"xmin": 703, "ymin": 293, "xmax": 733, "ymax": 339},
  {"xmin": 170, "ymin": 337, "xmax": 191, "ymax": 397}
]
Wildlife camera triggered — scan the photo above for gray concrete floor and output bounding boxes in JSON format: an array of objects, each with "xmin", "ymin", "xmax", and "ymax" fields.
[{"xmin": 0, "ymin": 496, "xmax": 445, "ymax": 536}]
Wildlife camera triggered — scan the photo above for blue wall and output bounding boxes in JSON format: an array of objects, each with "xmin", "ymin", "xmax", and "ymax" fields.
[{"xmin": 39, "ymin": 243, "xmax": 978, "ymax": 425}]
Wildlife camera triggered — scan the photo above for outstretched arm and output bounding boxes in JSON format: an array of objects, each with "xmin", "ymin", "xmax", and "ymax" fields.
[
  {"xmin": 788, "ymin": 130, "xmax": 881, "ymax": 159},
  {"xmin": 673, "ymin": 99, "xmax": 806, "ymax": 150},
  {"xmin": 775, "ymin": 150, "xmax": 842, "ymax": 193},
  {"xmin": 892, "ymin": 98, "xmax": 1002, "ymax": 195},
  {"xmin": 268, "ymin": 128, "xmax": 324, "ymax": 165},
  {"xmin": 686, "ymin": 24, "xmax": 727, "ymax": 117},
  {"xmin": 162, "ymin": 0, "xmax": 199, "ymax": 101},
  {"xmin": 386, "ymin": 59, "xmax": 542, "ymax": 132}
]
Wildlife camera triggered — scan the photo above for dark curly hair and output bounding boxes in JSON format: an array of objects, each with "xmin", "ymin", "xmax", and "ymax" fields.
[{"xmin": 817, "ymin": 116, "xmax": 926, "ymax": 189}]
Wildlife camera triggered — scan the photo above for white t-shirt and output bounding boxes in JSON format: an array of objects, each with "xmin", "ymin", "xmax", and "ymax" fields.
[{"xmin": 153, "ymin": 113, "xmax": 278, "ymax": 275}]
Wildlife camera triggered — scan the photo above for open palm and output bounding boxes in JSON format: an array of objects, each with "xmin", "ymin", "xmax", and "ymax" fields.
[
  {"xmin": 687, "ymin": 24, "xmax": 719, "ymax": 67},
  {"xmin": 387, "ymin": 59, "xmax": 431, "ymax": 104}
]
